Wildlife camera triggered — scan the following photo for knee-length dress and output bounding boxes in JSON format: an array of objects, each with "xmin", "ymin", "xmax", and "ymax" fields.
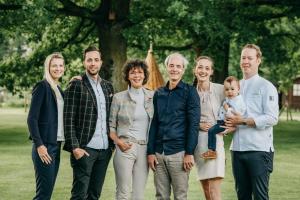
[{"xmin": 194, "ymin": 82, "xmax": 225, "ymax": 180}]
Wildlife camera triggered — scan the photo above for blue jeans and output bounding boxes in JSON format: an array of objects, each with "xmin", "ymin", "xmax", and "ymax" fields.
[
  {"xmin": 32, "ymin": 142, "xmax": 61, "ymax": 200},
  {"xmin": 208, "ymin": 120, "xmax": 225, "ymax": 151}
]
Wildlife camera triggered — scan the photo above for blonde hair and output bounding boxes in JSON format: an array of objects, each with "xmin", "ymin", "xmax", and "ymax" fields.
[
  {"xmin": 242, "ymin": 44, "xmax": 262, "ymax": 58},
  {"xmin": 44, "ymin": 52, "xmax": 64, "ymax": 100}
]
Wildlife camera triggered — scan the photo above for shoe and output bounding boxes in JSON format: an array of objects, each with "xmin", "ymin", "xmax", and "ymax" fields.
[{"xmin": 201, "ymin": 149, "xmax": 217, "ymax": 159}]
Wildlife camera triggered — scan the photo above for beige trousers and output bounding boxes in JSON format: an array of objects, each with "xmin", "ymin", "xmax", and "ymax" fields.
[
  {"xmin": 113, "ymin": 143, "xmax": 148, "ymax": 200},
  {"xmin": 154, "ymin": 151, "xmax": 189, "ymax": 200}
]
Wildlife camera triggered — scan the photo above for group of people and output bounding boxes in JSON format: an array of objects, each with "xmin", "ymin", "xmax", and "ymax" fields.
[{"xmin": 27, "ymin": 43, "xmax": 279, "ymax": 200}]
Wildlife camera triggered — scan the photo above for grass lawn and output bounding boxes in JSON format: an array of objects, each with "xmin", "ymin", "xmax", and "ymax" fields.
[{"xmin": 0, "ymin": 108, "xmax": 299, "ymax": 200}]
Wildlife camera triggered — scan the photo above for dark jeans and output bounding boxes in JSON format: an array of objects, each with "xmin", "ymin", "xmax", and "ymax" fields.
[
  {"xmin": 70, "ymin": 147, "xmax": 112, "ymax": 200},
  {"xmin": 231, "ymin": 151, "xmax": 274, "ymax": 200},
  {"xmin": 32, "ymin": 142, "xmax": 61, "ymax": 200},
  {"xmin": 208, "ymin": 120, "xmax": 225, "ymax": 151}
]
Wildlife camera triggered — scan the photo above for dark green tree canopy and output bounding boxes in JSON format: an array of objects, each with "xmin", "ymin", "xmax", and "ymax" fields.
[{"xmin": 1, "ymin": 0, "xmax": 300, "ymax": 94}]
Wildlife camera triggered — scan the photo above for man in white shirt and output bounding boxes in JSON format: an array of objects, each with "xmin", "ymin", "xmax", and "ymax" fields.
[{"xmin": 225, "ymin": 44, "xmax": 279, "ymax": 200}]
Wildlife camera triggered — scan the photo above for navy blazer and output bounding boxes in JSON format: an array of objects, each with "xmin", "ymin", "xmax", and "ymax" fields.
[{"xmin": 27, "ymin": 80, "xmax": 64, "ymax": 147}]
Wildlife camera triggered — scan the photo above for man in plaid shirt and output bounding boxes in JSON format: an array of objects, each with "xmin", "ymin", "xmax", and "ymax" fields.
[{"xmin": 64, "ymin": 46, "xmax": 114, "ymax": 200}]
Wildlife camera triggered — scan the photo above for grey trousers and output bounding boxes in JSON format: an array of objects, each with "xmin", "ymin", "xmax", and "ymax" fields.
[
  {"xmin": 113, "ymin": 143, "xmax": 149, "ymax": 200},
  {"xmin": 154, "ymin": 151, "xmax": 189, "ymax": 200}
]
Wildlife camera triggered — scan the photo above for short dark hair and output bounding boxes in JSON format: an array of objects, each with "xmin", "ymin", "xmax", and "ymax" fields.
[
  {"xmin": 83, "ymin": 46, "xmax": 101, "ymax": 60},
  {"xmin": 123, "ymin": 59, "xmax": 149, "ymax": 86},
  {"xmin": 224, "ymin": 76, "xmax": 240, "ymax": 89}
]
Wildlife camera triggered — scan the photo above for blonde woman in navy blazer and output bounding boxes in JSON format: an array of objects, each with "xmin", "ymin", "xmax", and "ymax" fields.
[
  {"xmin": 27, "ymin": 53, "xmax": 65, "ymax": 200},
  {"xmin": 109, "ymin": 60, "xmax": 154, "ymax": 200}
]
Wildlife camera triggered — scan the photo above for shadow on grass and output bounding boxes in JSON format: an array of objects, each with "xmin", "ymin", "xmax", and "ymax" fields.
[{"xmin": 0, "ymin": 128, "xmax": 29, "ymax": 145}]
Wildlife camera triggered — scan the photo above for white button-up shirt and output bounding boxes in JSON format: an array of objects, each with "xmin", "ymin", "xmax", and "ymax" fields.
[{"xmin": 230, "ymin": 74, "xmax": 279, "ymax": 152}]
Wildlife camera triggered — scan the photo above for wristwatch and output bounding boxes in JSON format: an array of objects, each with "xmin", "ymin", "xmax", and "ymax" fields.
[{"xmin": 242, "ymin": 119, "xmax": 247, "ymax": 126}]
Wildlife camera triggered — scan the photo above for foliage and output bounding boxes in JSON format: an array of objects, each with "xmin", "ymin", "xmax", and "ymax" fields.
[{"xmin": 1, "ymin": 0, "xmax": 300, "ymax": 93}]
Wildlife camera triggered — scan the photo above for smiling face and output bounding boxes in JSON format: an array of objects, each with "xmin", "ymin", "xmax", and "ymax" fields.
[
  {"xmin": 166, "ymin": 55, "xmax": 185, "ymax": 83},
  {"xmin": 128, "ymin": 67, "xmax": 145, "ymax": 89},
  {"xmin": 84, "ymin": 51, "xmax": 102, "ymax": 78},
  {"xmin": 194, "ymin": 58, "xmax": 214, "ymax": 83},
  {"xmin": 224, "ymin": 80, "xmax": 239, "ymax": 99},
  {"xmin": 240, "ymin": 48, "xmax": 261, "ymax": 79},
  {"xmin": 49, "ymin": 58, "xmax": 65, "ymax": 82}
]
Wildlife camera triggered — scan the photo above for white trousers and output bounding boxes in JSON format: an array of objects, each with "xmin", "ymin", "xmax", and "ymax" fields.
[{"xmin": 113, "ymin": 143, "xmax": 148, "ymax": 200}]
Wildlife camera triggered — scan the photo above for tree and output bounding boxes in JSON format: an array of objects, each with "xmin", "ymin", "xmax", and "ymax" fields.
[{"xmin": 1, "ymin": 0, "xmax": 300, "ymax": 94}]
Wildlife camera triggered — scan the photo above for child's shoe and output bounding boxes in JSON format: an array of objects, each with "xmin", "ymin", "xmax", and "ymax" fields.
[{"xmin": 201, "ymin": 149, "xmax": 217, "ymax": 159}]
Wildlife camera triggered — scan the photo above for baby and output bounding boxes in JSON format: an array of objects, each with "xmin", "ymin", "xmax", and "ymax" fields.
[{"xmin": 201, "ymin": 76, "xmax": 246, "ymax": 159}]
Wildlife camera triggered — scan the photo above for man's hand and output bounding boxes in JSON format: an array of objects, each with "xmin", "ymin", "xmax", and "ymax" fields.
[
  {"xmin": 148, "ymin": 154, "xmax": 158, "ymax": 171},
  {"xmin": 199, "ymin": 122, "xmax": 212, "ymax": 132},
  {"xmin": 225, "ymin": 110, "xmax": 243, "ymax": 127},
  {"xmin": 183, "ymin": 154, "xmax": 194, "ymax": 172},
  {"xmin": 225, "ymin": 111, "xmax": 256, "ymax": 127},
  {"xmin": 37, "ymin": 145, "xmax": 52, "ymax": 164},
  {"xmin": 72, "ymin": 148, "xmax": 90, "ymax": 160},
  {"xmin": 116, "ymin": 139, "xmax": 132, "ymax": 152},
  {"xmin": 219, "ymin": 127, "xmax": 236, "ymax": 135}
]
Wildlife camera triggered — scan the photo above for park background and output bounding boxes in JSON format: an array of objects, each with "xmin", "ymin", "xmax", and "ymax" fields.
[{"xmin": 1, "ymin": 0, "xmax": 300, "ymax": 199}]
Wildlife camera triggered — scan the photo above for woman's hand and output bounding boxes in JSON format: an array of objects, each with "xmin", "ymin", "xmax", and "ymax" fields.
[
  {"xmin": 199, "ymin": 122, "xmax": 212, "ymax": 132},
  {"xmin": 116, "ymin": 138, "xmax": 132, "ymax": 152},
  {"xmin": 37, "ymin": 145, "xmax": 52, "ymax": 164},
  {"xmin": 69, "ymin": 75, "xmax": 82, "ymax": 82}
]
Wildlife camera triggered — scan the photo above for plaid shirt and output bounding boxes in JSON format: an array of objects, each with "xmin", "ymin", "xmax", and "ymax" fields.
[{"xmin": 63, "ymin": 74, "xmax": 114, "ymax": 152}]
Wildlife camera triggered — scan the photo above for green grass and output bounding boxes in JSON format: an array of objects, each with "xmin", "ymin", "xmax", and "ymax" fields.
[{"xmin": 0, "ymin": 108, "xmax": 299, "ymax": 199}]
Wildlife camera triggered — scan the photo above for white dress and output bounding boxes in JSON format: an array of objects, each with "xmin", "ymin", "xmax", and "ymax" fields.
[{"xmin": 194, "ymin": 83, "xmax": 225, "ymax": 180}]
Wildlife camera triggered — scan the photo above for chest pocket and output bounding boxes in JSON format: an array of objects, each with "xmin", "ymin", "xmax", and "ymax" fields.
[{"xmin": 247, "ymin": 93, "xmax": 262, "ymax": 114}]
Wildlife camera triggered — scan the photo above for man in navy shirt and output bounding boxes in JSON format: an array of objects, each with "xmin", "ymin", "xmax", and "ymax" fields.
[{"xmin": 147, "ymin": 52, "xmax": 200, "ymax": 200}]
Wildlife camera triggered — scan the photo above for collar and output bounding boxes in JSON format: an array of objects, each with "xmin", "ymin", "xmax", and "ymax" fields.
[
  {"xmin": 243, "ymin": 74, "xmax": 259, "ymax": 83},
  {"xmin": 165, "ymin": 80, "xmax": 184, "ymax": 91},
  {"xmin": 86, "ymin": 72, "xmax": 101, "ymax": 84},
  {"xmin": 127, "ymin": 87, "xmax": 150, "ymax": 101}
]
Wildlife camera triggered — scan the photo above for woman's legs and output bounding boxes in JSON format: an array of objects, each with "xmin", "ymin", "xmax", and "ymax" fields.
[
  {"xmin": 32, "ymin": 143, "xmax": 60, "ymax": 200},
  {"xmin": 200, "ymin": 178, "xmax": 223, "ymax": 200}
]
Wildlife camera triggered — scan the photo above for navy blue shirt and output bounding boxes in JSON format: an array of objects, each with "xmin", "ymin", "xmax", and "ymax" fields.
[{"xmin": 147, "ymin": 80, "xmax": 200, "ymax": 155}]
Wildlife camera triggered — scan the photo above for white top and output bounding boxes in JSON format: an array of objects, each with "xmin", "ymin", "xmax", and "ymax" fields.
[
  {"xmin": 218, "ymin": 95, "xmax": 246, "ymax": 120},
  {"xmin": 128, "ymin": 87, "xmax": 149, "ymax": 141},
  {"xmin": 230, "ymin": 74, "xmax": 279, "ymax": 152},
  {"xmin": 56, "ymin": 93, "xmax": 64, "ymax": 141}
]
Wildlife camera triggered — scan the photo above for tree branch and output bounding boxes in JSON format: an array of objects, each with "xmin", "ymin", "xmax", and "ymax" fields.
[
  {"xmin": 57, "ymin": 0, "xmax": 93, "ymax": 19},
  {"xmin": 129, "ymin": 43, "xmax": 194, "ymax": 51},
  {"xmin": 0, "ymin": 4, "xmax": 22, "ymax": 10}
]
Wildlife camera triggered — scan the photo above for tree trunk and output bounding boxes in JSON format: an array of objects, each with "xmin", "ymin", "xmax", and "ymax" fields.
[
  {"xmin": 98, "ymin": 25, "xmax": 127, "ymax": 92},
  {"xmin": 213, "ymin": 39, "xmax": 230, "ymax": 83}
]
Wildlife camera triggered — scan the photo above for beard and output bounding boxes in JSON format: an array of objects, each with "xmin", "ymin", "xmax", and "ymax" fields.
[{"xmin": 86, "ymin": 68, "xmax": 99, "ymax": 76}]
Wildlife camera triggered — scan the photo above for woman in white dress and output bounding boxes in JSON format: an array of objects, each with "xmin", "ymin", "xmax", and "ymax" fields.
[{"xmin": 193, "ymin": 56, "xmax": 225, "ymax": 200}]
